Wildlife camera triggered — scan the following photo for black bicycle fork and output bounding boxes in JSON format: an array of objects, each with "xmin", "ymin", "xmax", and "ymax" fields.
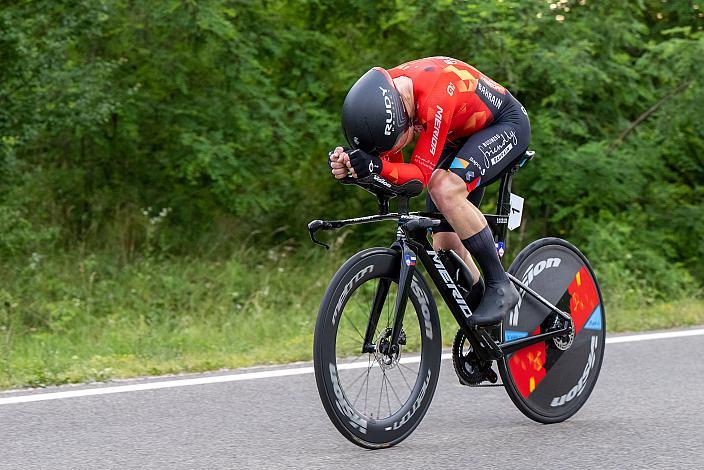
[{"xmin": 361, "ymin": 217, "xmax": 436, "ymax": 355}]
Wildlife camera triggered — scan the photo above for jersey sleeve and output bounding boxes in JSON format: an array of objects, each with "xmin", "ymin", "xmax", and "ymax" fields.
[
  {"xmin": 380, "ymin": 72, "xmax": 458, "ymax": 186},
  {"xmin": 380, "ymin": 150, "xmax": 405, "ymax": 164}
]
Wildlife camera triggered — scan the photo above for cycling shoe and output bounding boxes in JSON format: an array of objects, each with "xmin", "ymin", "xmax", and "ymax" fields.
[
  {"xmin": 465, "ymin": 277, "xmax": 485, "ymax": 312},
  {"xmin": 467, "ymin": 279, "xmax": 519, "ymax": 326}
]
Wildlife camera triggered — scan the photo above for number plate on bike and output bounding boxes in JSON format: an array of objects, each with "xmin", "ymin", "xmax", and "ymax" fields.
[{"xmin": 508, "ymin": 193, "xmax": 524, "ymax": 231}]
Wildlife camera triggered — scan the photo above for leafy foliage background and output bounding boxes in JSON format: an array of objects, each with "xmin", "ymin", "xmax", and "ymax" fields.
[{"xmin": 1, "ymin": 0, "xmax": 703, "ymax": 305}]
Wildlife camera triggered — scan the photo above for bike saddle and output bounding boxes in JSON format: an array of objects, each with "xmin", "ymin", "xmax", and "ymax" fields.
[{"xmin": 518, "ymin": 150, "xmax": 536, "ymax": 167}]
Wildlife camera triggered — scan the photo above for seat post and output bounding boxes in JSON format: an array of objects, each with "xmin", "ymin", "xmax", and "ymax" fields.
[
  {"xmin": 496, "ymin": 171, "xmax": 513, "ymax": 218},
  {"xmin": 494, "ymin": 170, "xmax": 513, "ymax": 246}
]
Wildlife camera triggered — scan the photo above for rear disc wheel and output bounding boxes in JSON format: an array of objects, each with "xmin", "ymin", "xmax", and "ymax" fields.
[{"xmin": 498, "ymin": 237, "xmax": 606, "ymax": 423}]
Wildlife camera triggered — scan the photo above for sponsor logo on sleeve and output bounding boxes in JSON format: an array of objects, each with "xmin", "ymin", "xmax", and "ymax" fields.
[{"xmin": 429, "ymin": 105, "xmax": 444, "ymax": 156}]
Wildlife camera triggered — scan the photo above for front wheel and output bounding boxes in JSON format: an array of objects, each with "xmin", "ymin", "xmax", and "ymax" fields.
[
  {"xmin": 313, "ymin": 247, "xmax": 442, "ymax": 449},
  {"xmin": 498, "ymin": 237, "xmax": 606, "ymax": 423}
]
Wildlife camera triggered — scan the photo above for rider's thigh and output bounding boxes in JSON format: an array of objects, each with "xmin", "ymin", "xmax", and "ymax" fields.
[{"xmin": 449, "ymin": 100, "xmax": 531, "ymax": 191}]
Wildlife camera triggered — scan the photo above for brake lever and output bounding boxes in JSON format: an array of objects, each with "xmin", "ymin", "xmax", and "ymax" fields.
[{"xmin": 307, "ymin": 219, "xmax": 331, "ymax": 249}]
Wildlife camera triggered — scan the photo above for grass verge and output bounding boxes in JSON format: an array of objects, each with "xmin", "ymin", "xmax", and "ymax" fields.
[{"xmin": 1, "ymin": 249, "xmax": 702, "ymax": 390}]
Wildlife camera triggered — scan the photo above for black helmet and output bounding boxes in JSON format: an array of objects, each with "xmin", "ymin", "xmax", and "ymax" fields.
[{"xmin": 341, "ymin": 67, "xmax": 410, "ymax": 154}]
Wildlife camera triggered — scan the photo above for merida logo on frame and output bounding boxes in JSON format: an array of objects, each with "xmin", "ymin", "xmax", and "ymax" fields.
[{"xmin": 427, "ymin": 250, "xmax": 472, "ymax": 318}]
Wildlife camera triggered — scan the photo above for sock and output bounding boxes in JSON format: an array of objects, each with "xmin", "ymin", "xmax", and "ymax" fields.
[{"xmin": 461, "ymin": 227, "xmax": 507, "ymax": 283}]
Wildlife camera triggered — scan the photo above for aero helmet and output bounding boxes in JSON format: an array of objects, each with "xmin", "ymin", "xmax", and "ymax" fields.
[{"xmin": 341, "ymin": 67, "xmax": 410, "ymax": 154}]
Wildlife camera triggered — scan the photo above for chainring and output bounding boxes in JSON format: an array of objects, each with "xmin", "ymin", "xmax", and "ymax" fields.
[{"xmin": 452, "ymin": 329, "xmax": 498, "ymax": 386}]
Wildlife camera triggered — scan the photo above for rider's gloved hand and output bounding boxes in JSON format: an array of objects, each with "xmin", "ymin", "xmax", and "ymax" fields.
[
  {"xmin": 348, "ymin": 149, "xmax": 382, "ymax": 179},
  {"xmin": 328, "ymin": 147, "xmax": 350, "ymax": 180}
]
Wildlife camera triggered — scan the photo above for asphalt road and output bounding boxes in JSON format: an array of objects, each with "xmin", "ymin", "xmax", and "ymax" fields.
[{"xmin": 1, "ymin": 330, "xmax": 703, "ymax": 469}]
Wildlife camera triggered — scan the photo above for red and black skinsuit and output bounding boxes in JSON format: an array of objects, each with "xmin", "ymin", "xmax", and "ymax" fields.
[{"xmin": 378, "ymin": 57, "xmax": 531, "ymax": 231}]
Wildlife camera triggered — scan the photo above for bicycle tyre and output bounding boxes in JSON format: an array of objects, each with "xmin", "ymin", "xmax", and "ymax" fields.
[
  {"xmin": 498, "ymin": 237, "xmax": 606, "ymax": 423},
  {"xmin": 313, "ymin": 247, "xmax": 442, "ymax": 448}
]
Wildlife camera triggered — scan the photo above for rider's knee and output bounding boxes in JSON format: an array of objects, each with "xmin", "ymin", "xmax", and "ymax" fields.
[
  {"xmin": 428, "ymin": 172, "xmax": 466, "ymax": 212},
  {"xmin": 432, "ymin": 232, "xmax": 465, "ymax": 253}
]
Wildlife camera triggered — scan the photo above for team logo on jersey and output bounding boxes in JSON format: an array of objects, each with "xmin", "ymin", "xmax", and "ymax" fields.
[
  {"xmin": 480, "ymin": 76, "xmax": 506, "ymax": 94},
  {"xmin": 476, "ymin": 81, "xmax": 503, "ymax": 110}
]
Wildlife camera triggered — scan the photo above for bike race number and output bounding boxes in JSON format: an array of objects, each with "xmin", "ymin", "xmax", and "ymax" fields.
[{"xmin": 508, "ymin": 193, "xmax": 524, "ymax": 231}]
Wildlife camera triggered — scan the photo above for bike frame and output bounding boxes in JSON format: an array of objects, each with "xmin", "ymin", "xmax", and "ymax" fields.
[{"xmin": 308, "ymin": 154, "xmax": 573, "ymax": 362}]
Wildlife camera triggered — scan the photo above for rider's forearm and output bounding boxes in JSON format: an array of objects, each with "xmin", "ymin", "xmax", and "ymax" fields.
[{"xmin": 379, "ymin": 161, "xmax": 427, "ymax": 185}]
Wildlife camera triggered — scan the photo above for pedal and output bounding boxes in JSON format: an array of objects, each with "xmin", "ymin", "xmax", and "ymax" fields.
[
  {"xmin": 475, "ymin": 327, "xmax": 503, "ymax": 360},
  {"xmin": 484, "ymin": 368, "xmax": 498, "ymax": 384}
]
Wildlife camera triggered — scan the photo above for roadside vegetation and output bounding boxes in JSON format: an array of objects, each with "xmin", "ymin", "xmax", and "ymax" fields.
[
  {"xmin": 1, "ymin": 1, "xmax": 702, "ymax": 389},
  {"xmin": 1, "ymin": 244, "xmax": 702, "ymax": 390}
]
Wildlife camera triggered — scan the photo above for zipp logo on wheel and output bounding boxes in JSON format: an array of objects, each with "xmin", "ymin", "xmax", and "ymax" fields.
[
  {"xmin": 332, "ymin": 265, "xmax": 374, "ymax": 325},
  {"xmin": 509, "ymin": 257, "xmax": 562, "ymax": 327},
  {"xmin": 386, "ymin": 369, "xmax": 431, "ymax": 431},
  {"xmin": 550, "ymin": 335, "xmax": 598, "ymax": 407},
  {"xmin": 329, "ymin": 363, "xmax": 368, "ymax": 434}
]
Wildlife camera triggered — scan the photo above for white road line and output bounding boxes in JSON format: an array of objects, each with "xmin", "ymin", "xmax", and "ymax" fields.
[
  {"xmin": 1, "ymin": 328, "xmax": 702, "ymax": 406},
  {"xmin": 605, "ymin": 328, "xmax": 704, "ymax": 343}
]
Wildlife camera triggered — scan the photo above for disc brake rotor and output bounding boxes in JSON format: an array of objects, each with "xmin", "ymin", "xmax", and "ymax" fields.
[
  {"xmin": 373, "ymin": 327, "xmax": 405, "ymax": 371},
  {"xmin": 549, "ymin": 314, "xmax": 575, "ymax": 351}
]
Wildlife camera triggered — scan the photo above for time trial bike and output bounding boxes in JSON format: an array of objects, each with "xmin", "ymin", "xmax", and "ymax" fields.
[{"xmin": 308, "ymin": 150, "xmax": 605, "ymax": 448}]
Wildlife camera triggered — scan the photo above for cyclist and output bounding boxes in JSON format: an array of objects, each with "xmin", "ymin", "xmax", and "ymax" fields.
[{"xmin": 329, "ymin": 56, "xmax": 530, "ymax": 326}]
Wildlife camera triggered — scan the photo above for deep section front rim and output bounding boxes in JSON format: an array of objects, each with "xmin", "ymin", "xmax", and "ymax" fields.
[{"xmin": 313, "ymin": 248, "xmax": 442, "ymax": 448}]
